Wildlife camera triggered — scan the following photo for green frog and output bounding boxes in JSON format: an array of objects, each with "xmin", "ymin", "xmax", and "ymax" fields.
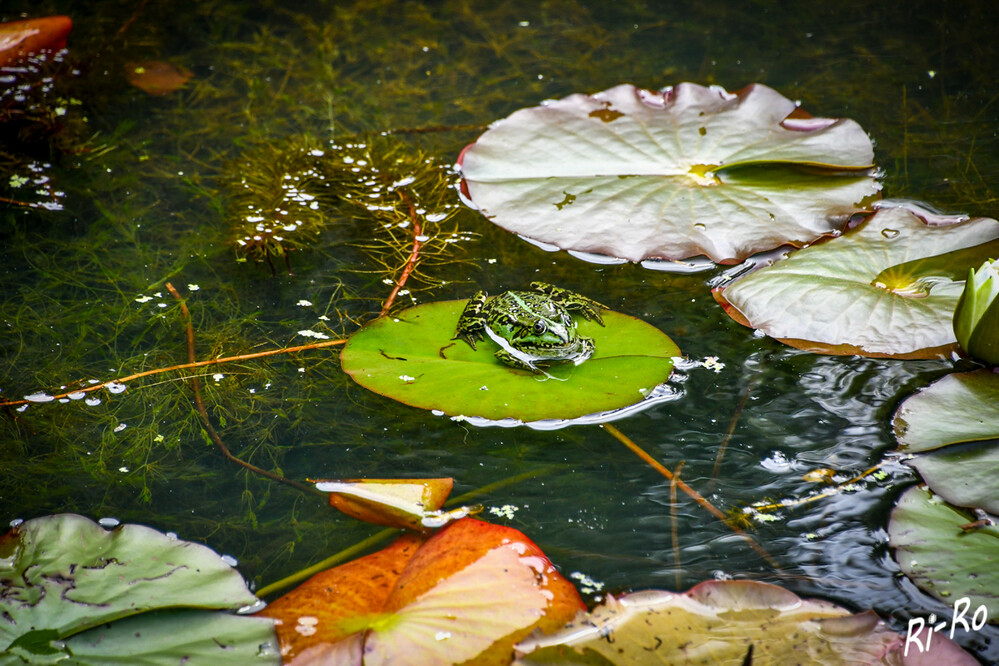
[{"xmin": 453, "ymin": 281, "xmax": 606, "ymax": 373}]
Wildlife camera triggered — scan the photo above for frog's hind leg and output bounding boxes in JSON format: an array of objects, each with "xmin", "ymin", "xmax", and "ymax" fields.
[
  {"xmin": 453, "ymin": 290, "xmax": 488, "ymax": 349},
  {"xmin": 529, "ymin": 281, "xmax": 606, "ymax": 326}
]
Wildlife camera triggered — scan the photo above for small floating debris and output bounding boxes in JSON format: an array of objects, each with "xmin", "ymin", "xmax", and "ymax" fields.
[{"xmin": 125, "ymin": 60, "xmax": 193, "ymax": 95}]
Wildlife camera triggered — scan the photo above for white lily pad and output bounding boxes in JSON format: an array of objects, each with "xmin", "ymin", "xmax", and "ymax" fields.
[
  {"xmin": 715, "ymin": 205, "xmax": 999, "ymax": 357},
  {"xmin": 888, "ymin": 486, "xmax": 999, "ymax": 618},
  {"xmin": 0, "ymin": 514, "xmax": 260, "ymax": 653},
  {"xmin": 458, "ymin": 82, "xmax": 879, "ymax": 264}
]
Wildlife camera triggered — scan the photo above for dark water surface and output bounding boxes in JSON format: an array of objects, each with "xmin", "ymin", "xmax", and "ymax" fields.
[{"xmin": 2, "ymin": 0, "xmax": 998, "ymax": 661}]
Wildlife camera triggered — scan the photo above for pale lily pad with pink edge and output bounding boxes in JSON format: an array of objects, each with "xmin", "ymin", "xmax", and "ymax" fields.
[
  {"xmin": 458, "ymin": 82, "xmax": 879, "ymax": 264},
  {"xmin": 714, "ymin": 204, "xmax": 999, "ymax": 358},
  {"xmin": 514, "ymin": 579, "xmax": 975, "ymax": 665}
]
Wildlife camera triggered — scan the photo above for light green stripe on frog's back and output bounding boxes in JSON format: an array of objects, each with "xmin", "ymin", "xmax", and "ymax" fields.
[{"xmin": 505, "ymin": 291, "xmax": 539, "ymax": 321}]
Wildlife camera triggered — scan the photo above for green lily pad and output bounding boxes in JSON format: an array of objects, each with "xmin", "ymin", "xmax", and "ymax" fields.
[
  {"xmin": 340, "ymin": 300, "xmax": 679, "ymax": 422},
  {"xmin": 715, "ymin": 205, "xmax": 999, "ymax": 357},
  {"xmin": 894, "ymin": 369, "xmax": 999, "ymax": 452},
  {"xmin": 458, "ymin": 82, "xmax": 879, "ymax": 264},
  {"xmin": 888, "ymin": 486, "xmax": 999, "ymax": 617},
  {"xmin": 0, "ymin": 514, "xmax": 260, "ymax": 653},
  {"xmin": 514, "ymin": 579, "xmax": 976, "ymax": 665},
  {"xmin": 59, "ymin": 610, "xmax": 279, "ymax": 665},
  {"xmin": 908, "ymin": 442, "xmax": 999, "ymax": 515},
  {"xmin": 874, "ymin": 239, "xmax": 999, "ymax": 286},
  {"xmin": 893, "ymin": 369, "xmax": 999, "ymax": 513}
]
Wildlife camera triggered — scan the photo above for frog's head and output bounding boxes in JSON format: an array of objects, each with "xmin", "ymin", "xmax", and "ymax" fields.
[
  {"xmin": 520, "ymin": 308, "xmax": 572, "ymax": 342},
  {"xmin": 506, "ymin": 301, "xmax": 582, "ymax": 357},
  {"xmin": 477, "ymin": 289, "xmax": 595, "ymax": 370}
]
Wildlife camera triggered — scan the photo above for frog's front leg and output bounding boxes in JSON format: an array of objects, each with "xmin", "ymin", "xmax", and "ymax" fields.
[
  {"xmin": 529, "ymin": 281, "xmax": 606, "ymax": 326},
  {"xmin": 575, "ymin": 336, "xmax": 595, "ymax": 363},
  {"xmin": 494, "ymin": 349, "xmax": 542, "ymax": 373},
  {"xmin": 453, "ymin": 290, "xmax": 488, "ymax": 350}
]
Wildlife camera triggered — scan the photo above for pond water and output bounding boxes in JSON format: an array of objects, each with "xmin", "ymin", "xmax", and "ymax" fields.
[{"xmin": 2, "ymin": 0, "xmax": 998, "ymax": 661}]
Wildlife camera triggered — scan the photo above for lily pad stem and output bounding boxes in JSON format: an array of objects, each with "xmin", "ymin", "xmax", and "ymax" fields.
[
  {"xmin": 710, "ymin": 369, "xmax": 765, "ymax": 489},
  {"xmin": 601, "ymin": 423, "xmax": 779, "ymax": 569},
  {"xmin": 379, "ymin": 190, "xmax": 422, "ymax": 317}
]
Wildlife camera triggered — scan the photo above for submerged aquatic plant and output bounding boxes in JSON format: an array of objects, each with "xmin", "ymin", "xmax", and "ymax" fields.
[
  {"xmin": 227, "ymin": 138, "xmax": 335, "ymax": 272},
  {"xmin": 226, "ymin": 137, "xmax": 472, "ymax": 311}
]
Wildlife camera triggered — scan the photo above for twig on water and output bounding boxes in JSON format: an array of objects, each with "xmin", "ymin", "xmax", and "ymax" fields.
[
  {"xmin": 165, "ymin": 282, "xmax": 321, "ymax": 496},
  {"xmin": 748, "ymin": 461, "xmax": 890, "ymax": 513},
  {"xmin": 0, "ymin": 335, "xmax": 347, "ymax": 410}
]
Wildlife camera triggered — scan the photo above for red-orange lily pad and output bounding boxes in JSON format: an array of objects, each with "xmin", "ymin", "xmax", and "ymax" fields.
[
  {"xmin": 258, "ymin": 517, "xmax": 585, "ymax": 665},
  {"xmin": 314, "ymin": 478, "xmax": 457, "ymax": 532},
  {"xmin": 254, "ymin": 533, "xmax": 426, "ymax": 664},
  {"xmin": 366, "ymin": 518, "xmax": 585, "ymax": 665},
  {"xmin": 126, "ymin": 60, "xmax": 194, "ymax": 95},
  {"xmin": 0, "ymin": 16, "xmax": 72, "ymax": 66}
]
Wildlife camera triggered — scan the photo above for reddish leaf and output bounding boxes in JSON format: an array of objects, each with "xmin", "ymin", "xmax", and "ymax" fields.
[
  {"xmin": 315, "ymin": 478, "xmax": 455, "ymax": 532},
  {"xmin": 0, "ymin": 16, "xmax": 72, "ymax": 66},
  {"xmin": 365, "ymin": 518, "xmax": 585, "ymax": 665},
  {"xmin": 126, "ymin": 60, "xmax": 193, "ymax": 95},
  {"xmin": 259, "ymin": 518, "xmax": 585, "ymax": 665},
  {"xmin": 254, "ymin": 533, "xmax": 426, "ymax": 663}
]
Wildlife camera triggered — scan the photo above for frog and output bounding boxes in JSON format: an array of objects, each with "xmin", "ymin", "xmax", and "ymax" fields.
[{"xmin": 453, "ymin": 281, "xmax": 606, "ymax": 373}]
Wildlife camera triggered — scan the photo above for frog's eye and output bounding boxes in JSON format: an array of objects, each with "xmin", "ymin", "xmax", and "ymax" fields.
[{"xmin": 533, "ymin": 321, "xmax": 547, "ymax": 335}]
